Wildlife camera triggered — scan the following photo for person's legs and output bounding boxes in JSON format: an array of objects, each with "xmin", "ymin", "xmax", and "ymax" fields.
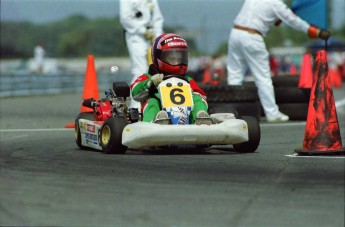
[
  {"xmin": 126, "ymin": 34, "xmax": 150, "ymax": 110},
  {"xmin": 227, "ymin": 29, "xmax": 246, "ymax": 85},
  {"xmin": 191, "ymin": 94, "xmax": 212, "ymax": 124},
  {"xmin": 142, "ymin": 98, "xmax": 161, "ymax": 122},
  {"xmin": 241, "ymin": 34, "xmax": 288, "ymax": 121},
  {"xmin": 126, "ymin": 34, "xmax": 150, "ymax": 82}
]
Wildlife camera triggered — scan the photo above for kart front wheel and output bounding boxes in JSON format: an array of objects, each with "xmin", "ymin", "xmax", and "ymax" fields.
[
  {"xmin": 75, "ymin": 112, "xmax": 94, "ymax": 150},
  {"xmin": 233, "ymin": 116, "xmax": 260, "ymax": 153},
  {"xmin": 100, "ymin": 117, "xmax": 128, "ymax": 154}
]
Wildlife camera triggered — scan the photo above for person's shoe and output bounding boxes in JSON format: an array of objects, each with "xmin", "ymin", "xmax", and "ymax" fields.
[
  {"xmin": 266, "ymin": 111, "xmax": 289, "ymax": 123},
  {"xmin": 153, "ymin": 110, "xmax": 170, "ymax": 125},
  {"xmin": 195, "ymin": 110, "xmax": 213, "ymax": 125}
]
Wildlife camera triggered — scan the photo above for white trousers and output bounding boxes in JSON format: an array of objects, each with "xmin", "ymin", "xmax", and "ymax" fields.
[
  {"xmin": 125, "ymin": 33, "xmax": 151, "ymax": 84},
  {"xmin": 125, "ymin": 33, "xmax": 151, "ymax": 110},
  {"xmin": 227, "ymin": 29, "xmax": 280, "ymax": 117}
]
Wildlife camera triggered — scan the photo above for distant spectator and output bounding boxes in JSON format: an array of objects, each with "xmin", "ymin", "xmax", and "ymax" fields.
[
  {"xmin": 34, "ymin": 44, "xmax": 45, "ymax": 74},
  {"xmin": 211, "ymin": 54, "xmax": 226, "ymax": 84}
]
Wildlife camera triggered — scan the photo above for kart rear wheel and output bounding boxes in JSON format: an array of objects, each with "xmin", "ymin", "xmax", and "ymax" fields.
[
  {"xmin": 75, "ymin": 112, "xmax": 94, "ymax": 150},
  {"xmin": 233, "ymin": 116, "xmax": 260, "ymax": 153},
  {"xmin": 208, "ymin": 105, "xmax": 239, "ymax": 118},
  {"xmin": 100, "ymin": 117, "xmax": 128, "ymax": 154}
]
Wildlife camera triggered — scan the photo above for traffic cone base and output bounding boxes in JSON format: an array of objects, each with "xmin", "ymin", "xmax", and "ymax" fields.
[
  {"xmin": 295, "ymin": 148, "xmax": 345, "ymax": 155},
  {"xmin": 295, "ymin": 50, "xmax": 344, "ymax": 155},
  {"xmin": 65, "ymin": 123, "xmax": 75, "ymax": 128}
]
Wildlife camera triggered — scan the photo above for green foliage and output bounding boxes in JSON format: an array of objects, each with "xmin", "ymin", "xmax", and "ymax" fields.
[
  {"xmin": 1, "ymin": 16, "xmax": 205, "ymax": 59},
  {"xmin": 57, "ymin": 29, "xmax": 92, "ymax": 57},
  {"xmin": 214, "ymin": 42, "xmax": 228, "ymax": 56},
  {"xmin": 1, "ymin": 15, "xmax": 127, "ymax": 58},
  {"xmin": 1, "ymin": 21, "xmax": 38, "ymax": 57},
  {"xmin": 0, "ymin": 15, "xmax": 203, "ymax": 59},
  {"xmin": 265, "ymin": 25, "xmax": 310, "ymax": 49},
  {"xmin": 1, "ymin": 14, "xmax": 344, "ymax": 59},
  {"xmin": 332, "ymin": 25, "xmax": 345, "ymax": 41}
]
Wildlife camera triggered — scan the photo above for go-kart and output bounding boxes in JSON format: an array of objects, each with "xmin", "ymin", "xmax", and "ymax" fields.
[{"xmin": 74, "ymin": 76, "xmax": 261, "ymax": 154}]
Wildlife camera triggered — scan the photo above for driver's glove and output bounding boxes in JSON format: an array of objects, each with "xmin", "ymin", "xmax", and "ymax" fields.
[
  {"xmin": 319, "ymin": 30, "xmax": 331, "ymax": 40},
  {"xmin": 144, "ymin": 28, "xmax": 154, "ymax": 40},
  {"xmin": 308, "ymin": 25, "xmax": 331, "ymax": 40},
  {"xmin": 147, "ymin": 73, "xmax": 164, "ymax": 88}
]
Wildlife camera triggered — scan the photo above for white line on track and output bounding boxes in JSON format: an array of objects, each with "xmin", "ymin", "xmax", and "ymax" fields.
[
  {"xmin": 335, "ymin": 98, "xmax": 345, "ymax": 108},
  {"xmin": 261, "ymin": 122, "xmax": 306, "ymax": 127},
  {"xmin": 1, "ymin": 128, "xmax": 344, "ymax": 159},
  {"xmin": 0, "ymin": 128, "xmax": 73, "ymax": 132},
  {"xmin": 1, "ymin": 134, "xmax": 28, "ymax": 142},
  {"xmin": 285, "ymin": 153, "xmax": 345, "ymax": 159}
]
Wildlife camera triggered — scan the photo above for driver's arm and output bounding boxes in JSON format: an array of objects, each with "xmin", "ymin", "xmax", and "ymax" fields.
[
  {"xmin": 130, "ymin": 74, "xmax": 151, "ymax": 97},
  {"xmin": 187, "ymin": 77, "xmax": 207, "ymax": 101}
]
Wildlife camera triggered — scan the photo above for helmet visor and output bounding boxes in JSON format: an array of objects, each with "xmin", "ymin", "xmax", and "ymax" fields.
[{"xmin": 161, "ymin": 49, "xmax": 188, "ymax": 66}]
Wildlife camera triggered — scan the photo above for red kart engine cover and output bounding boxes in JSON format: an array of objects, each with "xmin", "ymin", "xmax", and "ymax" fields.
[{"xmin": 94, "ymin": 100, "xmax": 112, "ymax": 121}]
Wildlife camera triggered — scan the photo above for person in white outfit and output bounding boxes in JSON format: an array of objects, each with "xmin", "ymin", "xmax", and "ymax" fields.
[
  {"xmin": 34, "ymin": 44, "xmax": 45, "ymax": 74},
  {"xmin": 120, "ymin": 0, "xmax": 164, "ymax": 109},
  {"xmin": 227, "ymin": 0, "xmax": 330, "ymax": 122}
]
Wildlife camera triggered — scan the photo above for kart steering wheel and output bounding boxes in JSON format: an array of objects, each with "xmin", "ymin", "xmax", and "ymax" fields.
[{"xmin": 163, "ymin": 75, "xmax": 189, "ymax": 83}]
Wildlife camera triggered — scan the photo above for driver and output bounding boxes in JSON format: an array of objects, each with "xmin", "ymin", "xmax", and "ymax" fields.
[{"xmin": 130, "ymin": 33, "xmax": 212, "ymax": 125}]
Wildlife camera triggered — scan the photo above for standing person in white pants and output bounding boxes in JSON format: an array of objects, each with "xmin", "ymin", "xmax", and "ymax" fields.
[
  {"xmin": 120, "ymin": 0, "xmax": 164, "ymax": 109},
  {"xmin": 227, "ymin": 0, "xmax": 330, "ymax": 122}
]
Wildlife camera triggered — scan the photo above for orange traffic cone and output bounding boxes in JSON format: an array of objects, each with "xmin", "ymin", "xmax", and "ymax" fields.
[
  {"xmin": 295, "ymin": 50, "xmax": 344, "ymax": 155},
  {"xmin": 289, "ymin": 64, "xmax": 297, "ymax": 76},
  {"xmin": 80, "ymin": 55, "xmax": 100, "ymax": 112},
  {"xmin": 298, "ymin": 53, "xmax": 313, "ymax": 88},
  {"xmin": 202, "ymin": 67, "xmax": 212, "ymax": 84},
  {"xmin": 65, "ymin": 55, "xmax": 100, "ymax": 128}
]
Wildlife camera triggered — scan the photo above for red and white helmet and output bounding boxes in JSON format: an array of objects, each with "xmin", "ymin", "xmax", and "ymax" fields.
[{"xmin": 151, "ymin": 33, "xmax": 188, "ymax": 75}]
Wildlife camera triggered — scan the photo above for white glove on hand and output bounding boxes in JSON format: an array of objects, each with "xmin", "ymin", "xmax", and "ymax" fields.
[
  {"xmin": 147, "ymin": 73, "xmax": 164, "ymax": 88},
  {"xmin": 144, "ymin": 28, "xmax": 154, "ymax": 40}
]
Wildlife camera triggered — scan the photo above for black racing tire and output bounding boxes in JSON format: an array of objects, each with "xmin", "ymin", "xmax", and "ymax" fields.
[
  {"xmin": 208, "ymin": 105, "xmax": 239, "ymax": 118},
  {"xmin": 272, "ymin": 75, "xmax": 299, "ymax": 87},
  {"xmin": 208, "ymin": 102, "xmax": 262, "ymax": 121},
  {"xmin": 233, "ymin": 116, "xmax": 261, "ymax": 153},
  {"xmin": 278, "ymin": 103, "xmax": 309, "ymax": 120},
  {"xmin": 275, "ymin": 87, "xmax": 311, "ymax": 103},
  {"xmin": 201, "ymin": 84, "xmax": 258, "ymax": 103},
  {"xmin": 163, "ymin": 74, "xmax": 189, "ymax": 82},
  {"xmin": 99, "ymin": 117, "xmax": 128, "ymax": 154},
  {"xmin": 75, "ymin": 112, "xmax": 94, "ymax": 150}
]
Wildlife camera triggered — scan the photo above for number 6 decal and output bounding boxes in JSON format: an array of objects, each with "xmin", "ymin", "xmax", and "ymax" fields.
[{"xmin": 170, "ymin": 88, "xmax": 185, "ymax": 105}]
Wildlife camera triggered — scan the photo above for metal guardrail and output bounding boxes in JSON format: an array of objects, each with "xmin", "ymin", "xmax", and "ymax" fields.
[{"xmin": 0, "ymin": 72, "xmax": 132, "ymax": 97}]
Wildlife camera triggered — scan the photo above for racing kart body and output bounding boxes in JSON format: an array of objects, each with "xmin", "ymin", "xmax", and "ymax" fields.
[{"xmin": 74, "ymin": 77, "xmax": 260, "ymax": 154}]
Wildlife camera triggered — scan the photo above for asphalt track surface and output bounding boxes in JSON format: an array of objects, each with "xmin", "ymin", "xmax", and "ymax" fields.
[{"xmin": 1, "ymin": 89, "xmax": 345, "ymax": 227}]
